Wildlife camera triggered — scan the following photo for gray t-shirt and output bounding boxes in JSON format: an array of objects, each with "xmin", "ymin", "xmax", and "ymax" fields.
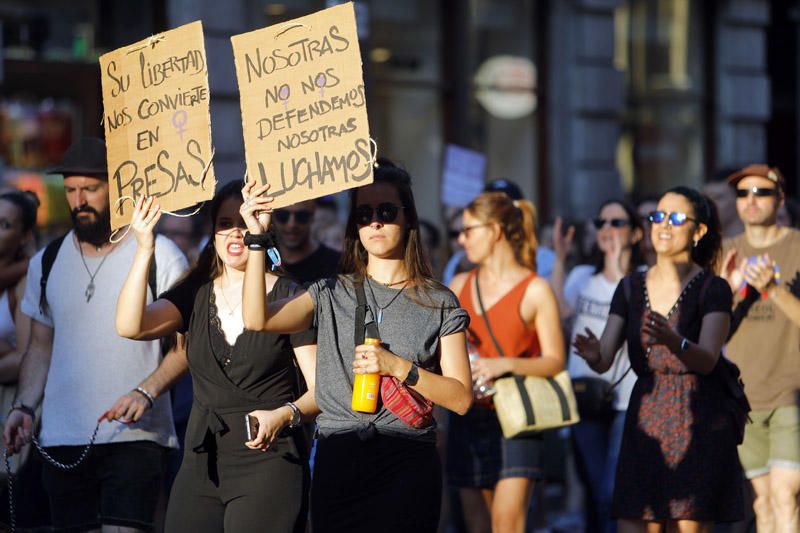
[
  {"xmin": 21, "ymin": 233, "xmax": 188, "ymax": 447},
  {"xmin": 307, "ymin": 276, "xmax": 469, "ymax": 441}
]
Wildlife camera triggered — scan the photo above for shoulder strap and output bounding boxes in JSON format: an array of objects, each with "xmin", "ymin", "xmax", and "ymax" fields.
[
  {"xmin": 353, "ymin": 281, "xmax": 380, "ymax": 346},
  {"xmin": 39, "ymin": 234, "xmax": 67, "ymax": 315},
  {"xmin": 474, "ymin": 270, "xmax": 506, "ymax": 358}
]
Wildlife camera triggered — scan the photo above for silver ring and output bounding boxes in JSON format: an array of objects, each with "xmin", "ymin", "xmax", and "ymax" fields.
[{"xmin": 244, "ymin": 197, "xmax": 250, "ymax": 207}]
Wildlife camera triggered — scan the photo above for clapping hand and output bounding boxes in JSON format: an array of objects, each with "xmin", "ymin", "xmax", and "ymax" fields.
[
  {"xmin": 553, "ymin": 216, "xmax": 575, "ymax": 262},
  {"xmin": 641, "ymin": 310, "xmax": 681, "ymax": 352},
  {"xmin": 743, "ymin": 254, "xmax": 777, "ymax": 293},
  {"xmin": 572, "ymin": 328, "xmax": 601, "ymax": 366},
  {"xmin": 721, "ymin": 249, "xmax": 746, "ymax": 293}
]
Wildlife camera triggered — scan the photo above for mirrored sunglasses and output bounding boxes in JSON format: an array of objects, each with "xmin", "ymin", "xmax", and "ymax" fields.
[{"xmin": 648, "ymin": 210, "xmax": 696, "ymax": 226}]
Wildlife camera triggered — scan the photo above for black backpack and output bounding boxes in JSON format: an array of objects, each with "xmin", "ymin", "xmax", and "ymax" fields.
[{"xmin": 38, "ymin": 234, "xmax": 157, "ymax": 315}]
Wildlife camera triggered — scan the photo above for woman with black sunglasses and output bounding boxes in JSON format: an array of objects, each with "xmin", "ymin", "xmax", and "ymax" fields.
[
  {"xmin": 240, "ymin": 159, "xmax": 473, "ymax": 533},
  {"xmin": 446, "ymin": 191, "xmax": 565, "ymax": 533},
  {"xmin": 550, "ymin": 199, "xmax": 645, "ymax": 533},
  {"xmin": 574, "ymin": 187, "xmax": 743, "ymax": 532}
]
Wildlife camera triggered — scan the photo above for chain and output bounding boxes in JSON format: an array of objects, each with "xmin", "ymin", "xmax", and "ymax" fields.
[
  {"xmin": 4, "ymin": 450, "xmax": 14, "ymax": 533},
  {"xmin": 4, "ymin": 418, "xmax": 102, "ymax": 532}
]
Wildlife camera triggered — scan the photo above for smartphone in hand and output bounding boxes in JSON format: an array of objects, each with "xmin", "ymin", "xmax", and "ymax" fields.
[{"xmin": 245, "ymin": 414, "xmax": 259, "ymax": 441}]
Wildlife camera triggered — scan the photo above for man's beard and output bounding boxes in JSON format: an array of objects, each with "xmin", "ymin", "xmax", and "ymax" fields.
[{"xmin": 71, "ymin": 206, "xmax": 112, "ymax": 247}]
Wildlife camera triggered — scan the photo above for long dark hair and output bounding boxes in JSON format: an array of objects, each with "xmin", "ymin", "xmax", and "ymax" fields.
[
  {"xmin": 589, "ymin": 199, "xmax": 646, "ymax": 274},
  {"xmin": 0, "ymin": 189, "xmax": 39, "ymax": 259},
  {"xmin": 664, "ymin": 186, "xmax": 722, "ymax": 272},
  {"xmin": 339, "ymin": 158, "xmax": 442, "ymax": 300}
]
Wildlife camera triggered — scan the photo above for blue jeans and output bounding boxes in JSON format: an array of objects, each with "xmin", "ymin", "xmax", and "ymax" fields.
[{"xmin": 571, "ymin": 410, "xmax": 626, "ymax": 533}]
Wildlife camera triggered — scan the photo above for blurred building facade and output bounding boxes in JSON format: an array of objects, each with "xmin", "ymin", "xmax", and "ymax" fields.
[{"xmin": 1, "ymin": 0, "xmax": 798, "ymax": 226}]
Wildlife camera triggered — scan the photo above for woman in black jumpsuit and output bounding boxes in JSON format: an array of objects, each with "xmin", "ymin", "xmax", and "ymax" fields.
[{"xmin": 116, "ymin": 182, "xmax": 317, "ymax": 532}]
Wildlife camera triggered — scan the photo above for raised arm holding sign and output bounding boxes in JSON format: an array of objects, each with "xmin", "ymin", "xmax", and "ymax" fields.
[
  {"xmin": 231, "ymin": 2, "xmax": 373, "ymax": 208},
  {"xmin": 99, "ymin": 21, "xmax": 216, "ymax": 231}
]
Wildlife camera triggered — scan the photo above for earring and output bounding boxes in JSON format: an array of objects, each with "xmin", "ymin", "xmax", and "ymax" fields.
[{"xmin": 693, "ymin": 239, "xmax": 699, "ymax": 248}]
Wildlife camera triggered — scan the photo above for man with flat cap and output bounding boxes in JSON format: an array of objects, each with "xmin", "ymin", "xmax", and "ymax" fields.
[
  {"xmin": 3, "ymin": 137, "xmax": 188, "ymax": 532},
  {"xmin": 720, "ymin": 164, "xmax": 800, "ymax": 533}
]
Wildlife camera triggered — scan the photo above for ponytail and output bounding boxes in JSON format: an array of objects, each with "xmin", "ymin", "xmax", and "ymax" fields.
[{"xmin": 465, "ymin": 192, "xmax": 539, "ymax": 272}]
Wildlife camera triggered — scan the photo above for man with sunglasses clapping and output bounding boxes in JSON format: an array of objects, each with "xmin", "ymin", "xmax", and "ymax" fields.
[
  {"xmin": 273, "ymin": 199, "xmax": 341, "ymax": 286},
  {"xmin": 720, "ymin": 164, "xmax": 800, "ymax": 533}
]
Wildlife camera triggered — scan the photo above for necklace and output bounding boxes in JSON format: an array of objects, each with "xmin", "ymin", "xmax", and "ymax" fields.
[
  {"xmin": 77, "ymin": 243, "xmax": 113, "ymax": 303},
  {"xmin": 365, "ymin": 276, "xmax": 407, "ymax": 324},
  {"xmin": 368, "ymin": 274, "xmax": 410, "ymax": 287},
  {"xmin": 216, "ymin": 279, "xmax": 242, "ymax": 316}
]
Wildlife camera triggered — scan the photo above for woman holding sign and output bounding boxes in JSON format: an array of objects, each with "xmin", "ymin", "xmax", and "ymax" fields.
[
  {"xmin": 115, "ymin": 181, "xmax": 317, "ymax": 533},
  {"xmin": 241, "ymin": 160, "xmax": 473, "ymax": 533}
]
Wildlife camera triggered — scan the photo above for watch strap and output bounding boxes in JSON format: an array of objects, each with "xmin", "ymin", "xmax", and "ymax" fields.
[{"xmin": 403, "ymin": 363, "xmax": 420, "ymax": 386}]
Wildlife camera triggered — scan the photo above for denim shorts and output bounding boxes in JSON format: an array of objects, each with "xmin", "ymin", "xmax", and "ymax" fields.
[
  {"xmin": 41, "ymin": 441, "xmax": 167, "ymax": 532},
  {"xmin": 446, "ymin": 407, "xmax": 543, "ymax": 488}
]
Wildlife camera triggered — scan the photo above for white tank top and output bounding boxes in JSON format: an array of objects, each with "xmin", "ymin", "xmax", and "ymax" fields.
[{"xmin": 0, "ymin": 290, "xmax": 17, "ymax": 348}]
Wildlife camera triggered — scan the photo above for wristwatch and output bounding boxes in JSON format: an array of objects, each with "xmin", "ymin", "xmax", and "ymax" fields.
[
  {"xmin": 284, "ymin": 402, "xmax": 302, "ymax": 428},
  {"xmin": 678, "ymin": 337, "xmax": 690, "ymax": 354},
  {"xmin": 403, "ymin": 363, "xmax": 420, "ymax": 386}
]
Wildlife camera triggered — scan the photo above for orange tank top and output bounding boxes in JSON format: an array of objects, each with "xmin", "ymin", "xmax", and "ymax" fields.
[{"xmin": 459, "ymin": 269, "xmax": 540, "ymax": 359}]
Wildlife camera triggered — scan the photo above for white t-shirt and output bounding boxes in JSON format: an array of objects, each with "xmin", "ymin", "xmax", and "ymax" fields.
[
  {"xmin": 565, "ymin": 267, "xmax": 636, "ymax": 411},
  {"xmin": 21, "ymin": 233, "xmax": 188, "ymax": 447}
]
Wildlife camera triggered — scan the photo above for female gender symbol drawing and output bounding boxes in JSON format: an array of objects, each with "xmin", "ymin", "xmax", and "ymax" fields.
[
  {"xmin": 172, "ymin": 110, "xmax": 188, "ymax": 141},
  {"xmin": 315, "ymin": 72, "xmax": 326, "ymax": 98},
  {"xmin": 279, "ymin": 84, "xmax": 290, "ymax": 110}
]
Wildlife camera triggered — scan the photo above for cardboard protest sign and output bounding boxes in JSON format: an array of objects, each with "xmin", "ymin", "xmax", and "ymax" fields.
[
  {"xmin": 100, "ymin": 21, "xmax": 215, "ymax": 231},
  {"xmin": 231, "ymin": 2, "xmax": 373, "ymax": 208}
]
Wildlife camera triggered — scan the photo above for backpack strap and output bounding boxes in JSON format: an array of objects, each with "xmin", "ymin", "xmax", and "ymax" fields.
[
  {"xmin": 39, "ymin": 234, "xmax": 158, "ymax": 315},
  {"xmin": 39, "ymin": 234, "xmax": 67, "ymax": 315}
]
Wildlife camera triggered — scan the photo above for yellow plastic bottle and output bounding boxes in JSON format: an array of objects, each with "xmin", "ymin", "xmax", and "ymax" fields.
[{"xmin": 352, "ymin": 337, "xmax": 381, "ymax": 413}]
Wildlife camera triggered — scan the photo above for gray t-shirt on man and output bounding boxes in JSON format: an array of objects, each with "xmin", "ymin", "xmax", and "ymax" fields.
[{"xmin": 307, "ymin": 276, "xmax": 469, "ymax": 442}]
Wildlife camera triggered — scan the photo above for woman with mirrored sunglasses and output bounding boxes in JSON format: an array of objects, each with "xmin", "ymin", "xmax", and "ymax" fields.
[
  {"xmin": 550, "ymin": 199, "xmax": 645, "ymax": 533},
  {"xmin": 240, "ymin": 158, "xmax": 472, "ymax": 533},
  {"xmin": 574, "ymin": 187, "xmax": 743, "ymax": 531},
  {"xmin": 115, "ymin": 182, "xmax": 318, "ymax": 533},
  {"xmin": 446, "ymin": 191, "xmax": 565, "ymax": 533}
]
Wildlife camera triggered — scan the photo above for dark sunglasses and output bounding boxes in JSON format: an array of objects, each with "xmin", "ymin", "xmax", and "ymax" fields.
[
  {"xmin": 648, "ymin": 210, "xmax": 696, "ymax": 226},
  {"xmin": 354, "ymin": 203, "xmax": 404, "ymax": 225},
  {"xmin": 735, "ymin": 187, "xmax": 778, "ymax": 199},
  {"xmin": 274, "ymin": 210, "xmax": 312, "ymax": 225},
  {"xmin": 592, "ymin": 218, "xmax": 629, "ymax": 230}
]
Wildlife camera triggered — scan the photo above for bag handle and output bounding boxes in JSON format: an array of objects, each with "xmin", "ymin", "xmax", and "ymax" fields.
[{"xmin": 474, "ymin": 270, "xmax": 506, "ymax": 358}]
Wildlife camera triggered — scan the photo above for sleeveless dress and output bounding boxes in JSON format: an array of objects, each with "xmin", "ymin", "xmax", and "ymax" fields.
[
  {"xmin": 447, "ymin": 270, "xmax": 543, "ymax": 487},
  {"xmin": 610, "ymin": 270, "xmax": 744, "ymax": 522}
]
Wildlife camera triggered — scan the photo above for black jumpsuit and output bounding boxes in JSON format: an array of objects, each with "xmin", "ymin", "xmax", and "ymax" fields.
[{"xmin": 162, "ymin": 277, "xmax": 314, "ymax": 533}]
